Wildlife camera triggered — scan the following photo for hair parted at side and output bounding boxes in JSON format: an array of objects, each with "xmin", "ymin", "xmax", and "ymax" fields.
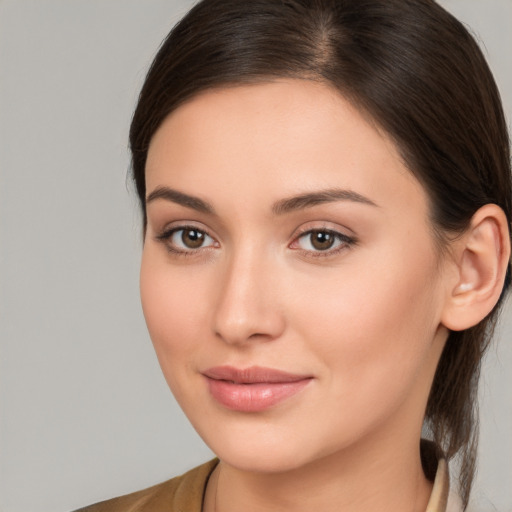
[{"xmin": 129, "ymin": 0, "xmax": 512, "ymax": 507}]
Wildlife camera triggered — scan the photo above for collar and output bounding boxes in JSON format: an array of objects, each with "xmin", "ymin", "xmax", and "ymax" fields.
[
  {"xmin": 426, "ymin": 457, "xmax": 450, "ymax": 512},
  {"xmin": 421, "ymin": 439, "xmax": 462, "ymax": 512}
]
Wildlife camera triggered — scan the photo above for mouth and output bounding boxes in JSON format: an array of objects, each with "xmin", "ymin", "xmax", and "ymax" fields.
[{"xmin": 202, "ymin": 366, "xmax": 313, "ymax": 412}]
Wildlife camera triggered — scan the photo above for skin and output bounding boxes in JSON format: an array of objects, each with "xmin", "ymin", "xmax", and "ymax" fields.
[{"xmin": 140, "ymin": 80, "xmax": 468, "ymax": 511}]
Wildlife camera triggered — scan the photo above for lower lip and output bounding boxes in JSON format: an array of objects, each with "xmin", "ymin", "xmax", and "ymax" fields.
[{"xmin": 205, "ymin": 377, "xmax": 312, "ymax": 412}]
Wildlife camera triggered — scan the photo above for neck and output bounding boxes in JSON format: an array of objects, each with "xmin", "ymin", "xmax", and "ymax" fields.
[{"xmin": 206, "ymin": 431, "xmax": 433, "ymax": 512}]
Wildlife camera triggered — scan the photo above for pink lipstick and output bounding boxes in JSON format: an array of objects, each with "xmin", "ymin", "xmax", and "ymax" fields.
[{"xmin": 202, "ymin": 366, "xmax": 313, "ymax": 412}]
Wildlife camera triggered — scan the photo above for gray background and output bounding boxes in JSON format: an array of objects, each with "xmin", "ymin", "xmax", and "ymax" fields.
[{"xmin": 0, "ymin": 1, "xmax": 510, "ymax": 511}]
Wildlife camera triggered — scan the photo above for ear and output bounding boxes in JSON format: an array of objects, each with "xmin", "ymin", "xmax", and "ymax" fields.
[{"xmin": 441, "ymin": 204, "xmax": 511, "ymax": 332}]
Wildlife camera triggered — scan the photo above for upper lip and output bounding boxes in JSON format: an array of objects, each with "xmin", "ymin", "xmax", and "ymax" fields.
[{"xmin": 202, "ymin": 366, "xmax": 312, "ymax": 384}]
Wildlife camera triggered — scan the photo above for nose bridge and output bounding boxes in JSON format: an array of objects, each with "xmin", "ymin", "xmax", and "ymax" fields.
[{"xmin": 212, "ymin": 243, "xmax": 284, "ymax": 345}]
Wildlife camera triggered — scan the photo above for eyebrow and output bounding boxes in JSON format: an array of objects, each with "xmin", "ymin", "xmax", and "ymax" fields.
[
  {"xmin": 146, "ymin": 186, "xmax": 215, "ymax": 214},
  {"xmin": 145, "ymin": 186, "xmax": 378, "ymax": 215},
  {"xmin": 271, "ymin": 188, "xmax": 379, "ymax": 215}
]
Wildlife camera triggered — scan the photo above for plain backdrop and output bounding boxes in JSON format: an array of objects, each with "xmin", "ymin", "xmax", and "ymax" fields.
[{"xmin": 0, "ymin": 1, "xmax": 511, "ymax": 511}]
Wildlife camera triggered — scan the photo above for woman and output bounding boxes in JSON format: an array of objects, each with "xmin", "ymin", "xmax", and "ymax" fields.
[{"xmin": 77, "ymin": 0, "xmax": 511, "ymax": 511}]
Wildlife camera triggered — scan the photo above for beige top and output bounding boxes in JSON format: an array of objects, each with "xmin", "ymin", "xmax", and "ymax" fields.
[{"xmin": 74, "ymin": 453, "xmax": 459, "ymax": 512}]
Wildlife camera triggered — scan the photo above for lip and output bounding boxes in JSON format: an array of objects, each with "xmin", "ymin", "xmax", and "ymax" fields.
[{"xmin": 202, "ymin": 366, "xmax": 313, "ymax": 412}]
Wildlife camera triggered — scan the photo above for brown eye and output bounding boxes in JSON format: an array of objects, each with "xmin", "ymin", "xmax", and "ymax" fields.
[
  {"xmin": 164, "ymin": 227, "xmax": 216, "ymax": 251},
  {"xmin": 293, "ymin": 229, "xmax": 354, "ymax": 255},
  {"xmin": 181, "ymin": 228, "xmax": 205, "ymax": 248},
  {"xmin": 309, "ymin": 230, "xmax": 335, "ymax": 251}
]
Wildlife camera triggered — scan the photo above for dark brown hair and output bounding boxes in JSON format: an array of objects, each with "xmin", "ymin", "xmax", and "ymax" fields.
[{"xmin": 129, "ymin": 0, "xmax": 511, "ymax": 507}]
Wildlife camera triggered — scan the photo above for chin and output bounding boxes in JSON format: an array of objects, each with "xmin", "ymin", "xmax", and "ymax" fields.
[
  {"xmin": 191, "ymin": 416, "xmax": 331, "ymax": 474},
  {"xmin": 215, "ymin": 442, "xmax": 313, "ymax": 474}
]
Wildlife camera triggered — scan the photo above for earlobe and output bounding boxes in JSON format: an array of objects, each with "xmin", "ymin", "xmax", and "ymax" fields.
[{"xmin": 441, "ymin": 204, "xmax": 511, "ymax": 332}]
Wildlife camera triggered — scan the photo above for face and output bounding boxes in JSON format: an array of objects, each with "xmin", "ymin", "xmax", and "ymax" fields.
[{"xmin": 141, "ymin": 80, "xmax": 450, "ymax": 473}]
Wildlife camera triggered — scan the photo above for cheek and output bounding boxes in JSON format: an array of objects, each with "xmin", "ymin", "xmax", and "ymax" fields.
[
  {"xmin": 288, "ymin": 240, "xmax": 442, "ymax": 413},
  {"xmin": 139, "ymin": 250, "xmax": 210, "ymax": 381}
]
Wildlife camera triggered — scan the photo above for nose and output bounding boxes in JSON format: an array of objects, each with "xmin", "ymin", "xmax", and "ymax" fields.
[{"xmin": 212, "ymin": 249, "xmax": 286, "ymax": 346}]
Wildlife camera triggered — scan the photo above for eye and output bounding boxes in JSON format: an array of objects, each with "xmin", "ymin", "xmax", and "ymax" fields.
[
  {"xmin": 292, "ymin": 229, "xmax": 355, "ymax": 254},
  {"xmin": 157, "ymin": 226, "xmax": 217, "ymax": 253}
]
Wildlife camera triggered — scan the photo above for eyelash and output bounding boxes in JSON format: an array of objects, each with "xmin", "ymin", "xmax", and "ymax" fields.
[
  {"xmin": 292, "ymin": 228, "xmax": 356, "ymax": 258},
  {"xmin": 156, "ymin": 225, "xmax": 218, "ymax": 258},
  {"xmin": 155, "ymin": 225, "xmax": 356, "ymax": 259}
]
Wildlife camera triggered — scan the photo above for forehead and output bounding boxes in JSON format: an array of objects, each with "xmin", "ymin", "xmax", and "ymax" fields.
[{"xmin": 145, "ymin": 79, "xmax": 427, "ymax": 218}]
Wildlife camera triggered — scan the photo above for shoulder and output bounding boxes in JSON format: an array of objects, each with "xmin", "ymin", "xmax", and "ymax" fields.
[{"xmin": 73, "ymin": 459, "xmax": 218, "ymax": 512}]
